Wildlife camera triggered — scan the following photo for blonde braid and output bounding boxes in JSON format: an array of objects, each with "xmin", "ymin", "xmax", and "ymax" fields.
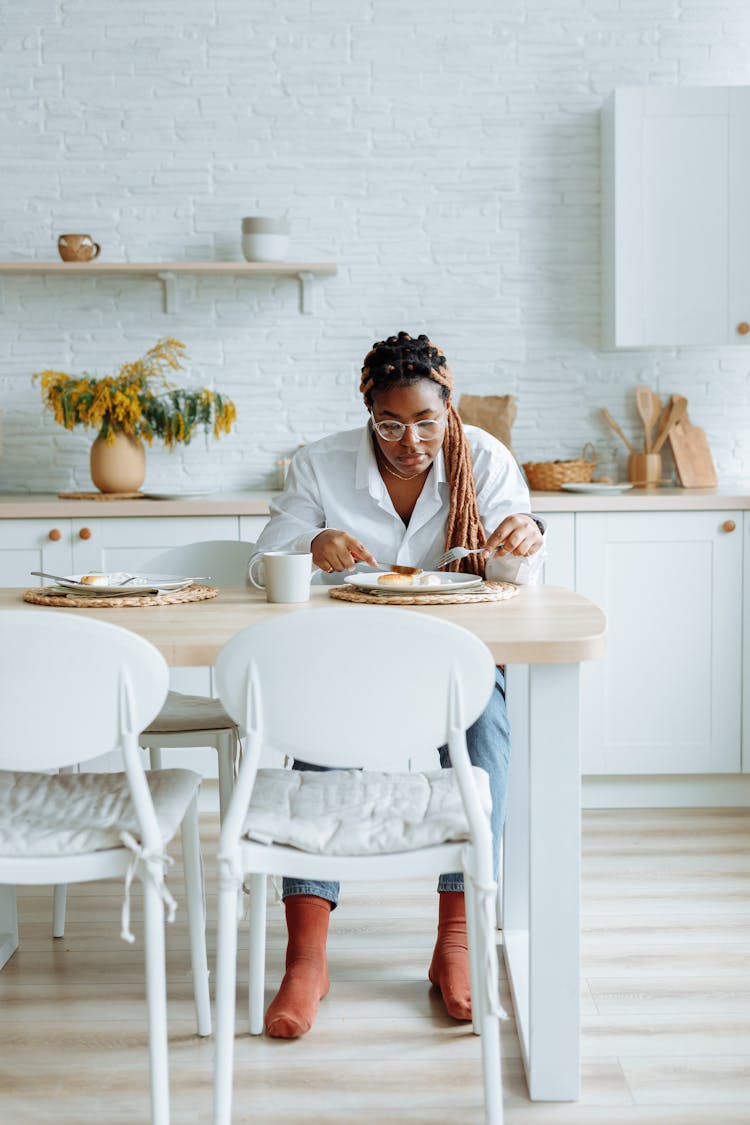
[{"xmin": 360, "ymin": 332, "xmax": 486, "ymax": 577}]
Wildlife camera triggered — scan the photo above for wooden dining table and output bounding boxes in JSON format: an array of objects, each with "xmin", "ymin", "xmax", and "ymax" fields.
[{"xmin": 0, "ymin": 582, "xmax": 606, "ymax": 1103}]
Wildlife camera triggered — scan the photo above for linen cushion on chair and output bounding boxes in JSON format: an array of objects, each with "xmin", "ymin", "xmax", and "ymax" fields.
[
  {"xmin": 0, "ymin": 769, "xmax": 201, "ymax": 856},
  {"xmin": 241, "ymin": 767, "xmax": 492, "ymax": 855},
  {"xmin": 145, "ymin": 691, "xmax": 239, "ymax": 734}
]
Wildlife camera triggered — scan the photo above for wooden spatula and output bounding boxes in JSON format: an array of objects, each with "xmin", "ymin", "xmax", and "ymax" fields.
[
  {"xmin": 635, "ymin": 385, "xmax": 660, "ymax": 453},
  {"xmin": 600, "ymin": 407, "xmax": 636, "ymax": 453},
  {"xmin": 652, "ymin": 394, "xmax": 688, "ymax": 454}
]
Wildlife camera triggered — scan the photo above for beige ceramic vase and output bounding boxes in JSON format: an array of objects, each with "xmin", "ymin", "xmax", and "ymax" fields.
[{"xmin": 89, "ymin": 431, "xmax": 146, "ymax": 493}]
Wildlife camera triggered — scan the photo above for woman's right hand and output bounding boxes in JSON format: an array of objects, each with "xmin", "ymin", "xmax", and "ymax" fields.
[{"xmin": 311, "ymin": 529, "xmax": 378, "ymax": 573}]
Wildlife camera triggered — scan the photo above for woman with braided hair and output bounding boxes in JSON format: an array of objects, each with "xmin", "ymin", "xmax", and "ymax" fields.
[{"xmin": 249, "ymin": 330, "xmax": 545, "ymax": 1039}]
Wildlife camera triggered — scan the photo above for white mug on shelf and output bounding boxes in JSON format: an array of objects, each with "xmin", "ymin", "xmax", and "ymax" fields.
[{"xmin": 248, "ymin": 550, "xmax": 313, "ymax": 604}]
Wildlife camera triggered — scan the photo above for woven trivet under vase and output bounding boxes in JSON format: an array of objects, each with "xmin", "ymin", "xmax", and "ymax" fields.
[
  {"xmin": 22, "ymin": 583, "xmax": 219, "ymax": 609},
  {"xmin": 57, "ymin": 491, "xmax": 147, "ymax": 500},
  {"xmin": 328, "ymin": 581, "xmax": 519, "ymax": 606}
]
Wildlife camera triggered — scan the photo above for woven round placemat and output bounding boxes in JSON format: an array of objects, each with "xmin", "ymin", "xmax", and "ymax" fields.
[
  {"xmin": 22, "ymin": 583, "xmax": 219, "ymax": 609},
  {"xmin": 328, "ymin": 581, "xmax": 520, "ymax": 606},
  {"xmin": 58, "ymin": 491, "xmax": 147, "ymax": 500}
]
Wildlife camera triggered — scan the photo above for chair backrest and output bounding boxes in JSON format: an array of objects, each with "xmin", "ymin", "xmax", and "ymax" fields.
[
  {"xmin": 0, "ymin": 611, "xmax": 169, "ymax": 772},
  {"xmin": 214, "ymin": 606, "xmax": 496, "ymax": 770},
  {"xmin": 143, "ymin": 540, "xmax": 255, "ymax": 587}
]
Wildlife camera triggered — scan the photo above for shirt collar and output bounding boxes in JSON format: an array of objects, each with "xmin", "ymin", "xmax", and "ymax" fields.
[{"xmin": 355, "ymin": 422, "xmax": 379, "ymax": 491}]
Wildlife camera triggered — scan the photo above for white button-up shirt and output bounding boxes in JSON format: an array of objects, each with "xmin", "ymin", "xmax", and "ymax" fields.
[{"xmin": 251, "ymin": 422, "xmax": 544, "ymax": 583}]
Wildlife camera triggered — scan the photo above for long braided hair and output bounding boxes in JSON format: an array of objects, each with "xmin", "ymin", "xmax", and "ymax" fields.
[{"xmin": 359, "ymin": 331, "xmax": 486, "ymax": 576}]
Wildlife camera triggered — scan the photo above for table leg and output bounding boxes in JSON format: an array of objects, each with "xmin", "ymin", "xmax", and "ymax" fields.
[
  {"xmin": 503, "ymin": 662, "xmax": 581, "ymax": 1101},
  {"xmin": 0, "ymin": 885, "xmax": 19, "ymax": 969}
]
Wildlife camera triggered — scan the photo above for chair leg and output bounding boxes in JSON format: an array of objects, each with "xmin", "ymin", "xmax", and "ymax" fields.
[
  {"xmin": 149, "ymin": 747, "xmax": 164, "ymax": 770},
  {"xmin": 51, "ymin": 764, "xmax": 77, "ymax": 938},
  {"xmin": 217, "ymin": 730, "xmax": 236, "ymax": 822},
  {"xmin": 464, "ymin": 879, "xmax": 483, "ymax": 1036},
  {"xmin": 52, "ymin": 885, "xmax": 67, "ymax": 939},
  {"xmin": 480, "ymin": 1004, "xmax": 503, "ymax": 1125},
  {"xmin": 181, "ymin": 795, "xmax": 212, "ymax": 1037},
  {"xmin": 471, "ymin": 870, "xmax": 504, "ymax": 1124},
  {"xmin": 213, "ymin": 879, "xmax": 241, "ymax": 1125},
  {"xmin": 0, "ymin": 885, "xmax": 19, "ymax": 969},
  {"xmin": 143, "ymin": 874, "xmax": 170, "ymax": 1125},
  {"xmin": 247, "ymin": 873, "xmax": 267, "ymax": 1035}
]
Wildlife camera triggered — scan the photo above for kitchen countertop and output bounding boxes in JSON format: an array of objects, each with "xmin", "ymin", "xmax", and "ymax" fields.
[
  {"xmin": 0, "ymin": 490, "xmax": 275, "ymax": 518},
  {"xmin": 0, "ymin": 483, "xmax": 748, "ymax": 517},
  {"xmin": 529, "ymin": 484, "xmax": 750, "ymax": 511}
]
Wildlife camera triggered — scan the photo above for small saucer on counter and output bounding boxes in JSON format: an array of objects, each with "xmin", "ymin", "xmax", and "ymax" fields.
[{"xmin": 559, "ymin": 482, "xmax": 634, "ymax": 494}]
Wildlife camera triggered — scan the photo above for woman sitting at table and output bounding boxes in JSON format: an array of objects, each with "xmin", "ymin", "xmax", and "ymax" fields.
[{"xmin": 248, "ymin": 330, "xmax": 545, "ymax": 1039}]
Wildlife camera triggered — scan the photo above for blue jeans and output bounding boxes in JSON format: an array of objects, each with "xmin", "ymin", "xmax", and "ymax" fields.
[{"xmin": 282, "ymin": 666, "xmax": 510, "ymax": 908}]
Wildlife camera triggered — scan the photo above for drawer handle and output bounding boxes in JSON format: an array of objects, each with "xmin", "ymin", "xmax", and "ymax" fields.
[
  {"xmin": 79, "ymin": 527, "xmax": 92, "ymax": 540},
  {"xmin": 722, "ymin": 520, "xmax": 736, "ymax": 533},
  {"xmin": 48, "ymin": 528, "xmax": 62, "ymax": 542},
  {"xmin": 738, "ymin": 322, "xmax": 750, "ymax": 336}
]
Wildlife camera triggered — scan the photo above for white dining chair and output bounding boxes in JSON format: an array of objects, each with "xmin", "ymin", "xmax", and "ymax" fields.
[
  {"xmin": 0, "ymin": 610, "xmax": 211, "ymax": 1125},
  {"xmin": 52, "ymin": 539, "xmax": 254, "ymax": 940},
  {"xmin": 211, "ymin": 606, "xmax": 505, "ymax": 1125}
]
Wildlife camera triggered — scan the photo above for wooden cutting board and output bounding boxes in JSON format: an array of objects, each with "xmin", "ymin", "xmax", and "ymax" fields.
[{"xmin": 668, "ymin": 415, "xmax": 717, "ymax": 488}]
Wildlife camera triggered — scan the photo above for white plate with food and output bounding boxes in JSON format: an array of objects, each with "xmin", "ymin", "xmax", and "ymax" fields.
[
  {"xmin": 53, "ymin": 572, "xmax": 196, "ymax": 595},
  {"xmin": 559, "ymin": 482, "xmax": 634, "ymax": 494},
  {"xmin": 343, "ymin": 571, "xmax": 484, "ymax": 595}
]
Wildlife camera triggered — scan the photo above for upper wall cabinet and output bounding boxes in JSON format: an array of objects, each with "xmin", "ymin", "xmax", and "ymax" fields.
[{"xmin": 601, "ymin": 86, "xmax": 750, "ymax": 349}]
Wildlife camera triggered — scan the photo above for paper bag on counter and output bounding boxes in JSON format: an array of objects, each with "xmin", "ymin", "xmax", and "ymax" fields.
[{"xmin": 458, "ymin": 394, "xmax": 517, "ymax": 455}]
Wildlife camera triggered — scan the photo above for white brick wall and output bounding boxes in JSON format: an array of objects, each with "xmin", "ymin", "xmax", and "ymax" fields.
[{"xmin": 1, "ymin": 0, "xmax": 750, "ymax": 492}]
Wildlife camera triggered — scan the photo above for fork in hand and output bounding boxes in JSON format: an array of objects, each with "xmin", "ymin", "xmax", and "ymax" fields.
[{"xmin": 435, "ymin": 545, "xmax": 488, "ymax": 569}]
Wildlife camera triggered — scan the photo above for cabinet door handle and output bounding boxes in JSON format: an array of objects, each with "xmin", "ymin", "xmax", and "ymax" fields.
[
  {"xmin": 721, "ymin": 520, "xmax": 736, "ymax": 533},
  {"xmin": 738, "ymin": 322, "xmax": 750, "ymax": 336},
  {"xmin": 48, "ymin": 528, "xmax": 62, "ymax": 542},
  {"xmin": 79, "ymin": 527, "xmax": 93, "ymax": 540}
]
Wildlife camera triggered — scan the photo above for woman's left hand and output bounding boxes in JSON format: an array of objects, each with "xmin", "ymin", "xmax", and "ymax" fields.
[{"xmin": 484, "ymin": 514, "xmax": 543, "ymax": 558}]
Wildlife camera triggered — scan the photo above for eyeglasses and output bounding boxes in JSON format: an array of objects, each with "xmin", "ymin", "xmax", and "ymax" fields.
[{"xmin": 370, "ymin": 412, "xmax": 446, "ymax": 442}]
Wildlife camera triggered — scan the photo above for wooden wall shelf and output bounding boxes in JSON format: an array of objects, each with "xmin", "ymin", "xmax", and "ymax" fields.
[{"xmin": 0, "ymin": 261, "xmax": 337, "ymax": 314}]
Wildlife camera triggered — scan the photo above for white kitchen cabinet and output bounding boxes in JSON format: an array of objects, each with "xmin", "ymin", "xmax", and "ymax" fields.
[
  {"xmin": 575, "ymin": 510, "xmax": 742, "ymax": 775},
  {"xmin": 238, "ymin": 515, "xmax": 269, "ymax": 545},
  {"xmin": 602, "ymin": 86, "xmax": 750, "ymax": 348},
  {"xmin": 0, "ymin": 519, "xmax": 73, "ymax": 584},
  {"xmin": 538, "ymin": 512, "xmax": 575, "ymax": 589},
  {"xmin": 69, "ymin": 514, "xmax": 241, "ymax": 572},
  {"xmin": 0, "ymin": 513, "xmax": 243, "ymax": 581},
  {"xmin": 744, "ymin": 512, "xmax": 750, "ymax": 773}
]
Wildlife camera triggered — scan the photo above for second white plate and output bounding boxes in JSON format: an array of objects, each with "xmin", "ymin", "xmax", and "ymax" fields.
[
  {"xmin": 560, "ymin": 482, "xmax": 634, "ymax": 494},
  {"xmin": 343, "ymin": 572, "xmax": 484, "ymax": 595}
]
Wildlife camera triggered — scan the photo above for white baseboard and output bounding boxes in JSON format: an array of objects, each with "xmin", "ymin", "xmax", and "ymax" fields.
[{"xmin": 583, "ymin": 774, "xmax": 750, "ymax": 809}]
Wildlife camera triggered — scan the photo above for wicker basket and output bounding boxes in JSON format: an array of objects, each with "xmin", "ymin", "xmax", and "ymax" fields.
[{"xmin": 522, "ymin": 444, "xmax": 596, "ymax": 491}]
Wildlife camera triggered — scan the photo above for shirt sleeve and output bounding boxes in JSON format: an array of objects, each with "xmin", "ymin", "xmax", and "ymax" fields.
[
  {"xmin": 469, "ymin": 430, "xmax": 547, "ymax": 586},
  {"xmin": 250, "ymin": 448, "xmax": 327, "ymax": 562}
]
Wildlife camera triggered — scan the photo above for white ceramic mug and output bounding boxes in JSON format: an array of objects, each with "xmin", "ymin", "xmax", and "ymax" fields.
[{"xmin": 248, "ymin": 550, "xmax": 313, "ymax": 603}]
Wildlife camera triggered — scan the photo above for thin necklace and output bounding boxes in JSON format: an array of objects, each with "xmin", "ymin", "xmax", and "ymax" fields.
[{"xmin": 374, "ymin": 441, "xmax": 427, "ymax": 482}]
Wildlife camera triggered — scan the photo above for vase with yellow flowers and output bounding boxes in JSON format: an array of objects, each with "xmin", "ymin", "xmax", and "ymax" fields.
[{"xmin": 34, "ymin": 337, "xmax": 237, "ymax": 493}]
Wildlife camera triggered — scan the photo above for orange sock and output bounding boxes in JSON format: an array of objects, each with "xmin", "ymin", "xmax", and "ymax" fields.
[
  {"xmin": 264, "ymin": 894, "xmax": 332, "ymax": 1039},
  {"xmin": 428, "ymin": 890, "xmax": 471, "ymax": 1020}
]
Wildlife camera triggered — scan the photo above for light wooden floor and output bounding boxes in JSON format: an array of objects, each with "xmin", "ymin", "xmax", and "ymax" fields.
[{"xmin": 2, "ymin": 807, "xmax": 749, "ymax": 1124}]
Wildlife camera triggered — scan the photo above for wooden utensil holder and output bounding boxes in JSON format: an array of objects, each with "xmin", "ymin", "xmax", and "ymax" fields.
[{"xmin": 628, "ymin": 452, "xmax": 662, "ymax": 487}]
